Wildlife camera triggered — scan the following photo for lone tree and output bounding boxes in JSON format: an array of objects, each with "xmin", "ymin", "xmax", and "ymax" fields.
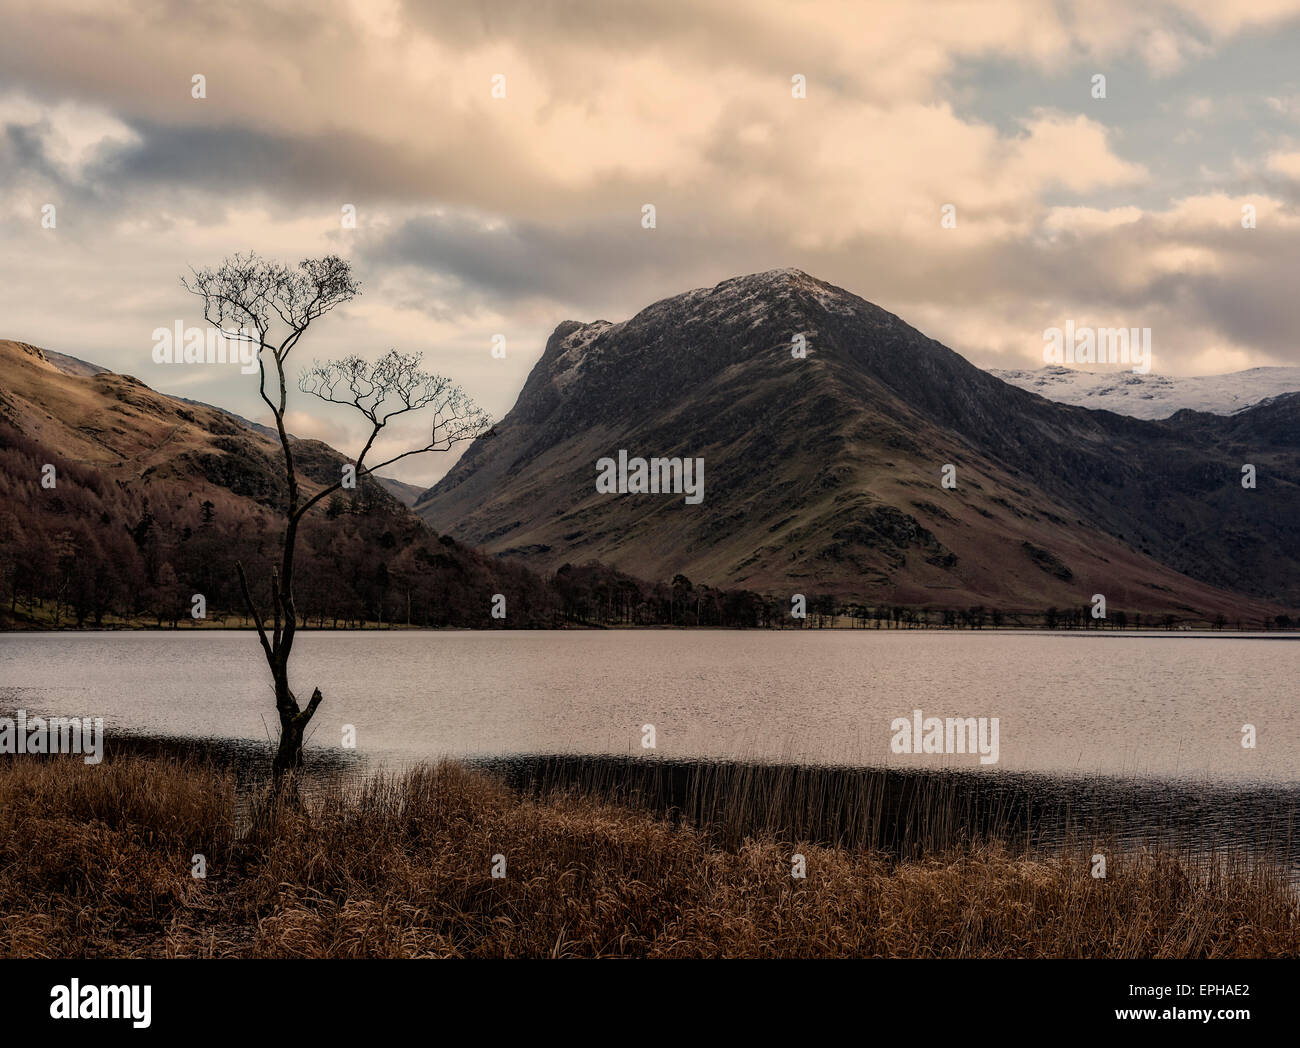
[{"xmin": 183, "ymin": 253, "xmax": 490, "ymax": 781}]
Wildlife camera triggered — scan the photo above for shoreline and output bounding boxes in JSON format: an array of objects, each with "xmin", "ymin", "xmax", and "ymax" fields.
[
  {"xmin": 2, "ymin": 747, "xmax": 1298, "ymax": 958},
  {"xmin": 5, "ymin": 622, "xmax": 1300, "ymax": 635},
  {"xmin": 12, "ymin": 730, "xmax": 1300, "ymax": 868}
]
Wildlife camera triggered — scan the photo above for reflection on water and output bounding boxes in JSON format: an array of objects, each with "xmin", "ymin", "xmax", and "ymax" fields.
[{"xmin": 2, "ymin": 629, "xmax": 1298, "ymax": 872}]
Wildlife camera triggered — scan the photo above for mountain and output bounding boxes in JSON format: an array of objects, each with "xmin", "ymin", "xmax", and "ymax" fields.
[
  {"xmin": 416, "ymin": 269, "xmax": 1300, "ymax": 617},
  {"xmin": 35, "ymin": 344, "xmax": 427, "ymax": 508},
  {"xmin": 0, "ymin": 339, "xmax": 551, "ymax": 627},
  {"xmin": 0, "ymin": 338, "xmax": 392, "ymax": 511},
  {"xmin": 990, "ymin": 364, "xmax": 1300, "ymax": 420},
  {"xmin": 372, "ymin": 476, "xmax": 428, "ymax": 508}
]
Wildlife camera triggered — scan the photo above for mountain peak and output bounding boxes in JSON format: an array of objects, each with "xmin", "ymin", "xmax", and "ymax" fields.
[
  {"xmin": 726, "ymin": 267, "xmax": 815, "ymax": 285},
  {"xmin": 545, "ymin": 271, "xmax": 861, "ymax": 358},
  {"xmin": 707, "ymin": 267, "xmax": 836, "ymax": 298},
  {"xmin": 539, "ymin": 270, "xmax": 846, "ymax": 383},
  {"xmin": 694, "ymin": 268, "xmax": 870, "ymax": 323}
]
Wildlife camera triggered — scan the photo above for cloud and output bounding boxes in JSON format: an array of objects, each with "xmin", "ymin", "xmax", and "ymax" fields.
[
  {"xmin": 1266, "ymin": 149, "xmax": 1300, "ymax": 178},
  {"xmin": 2, "ymin": 0, "xmax": 1300, "ymax": 484}
]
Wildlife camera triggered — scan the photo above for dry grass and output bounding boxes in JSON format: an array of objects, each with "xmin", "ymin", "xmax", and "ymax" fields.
[{"xmin": 1, "ymin": 754, "xmax": 1297, "ymax": 958}]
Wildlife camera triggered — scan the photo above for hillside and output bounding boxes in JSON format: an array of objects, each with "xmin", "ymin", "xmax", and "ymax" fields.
[
  {"xmin": 0, "ymin": 339, "xmax": 549, "ymax": 628},
  {"xmin": 416, "ymin": 270, "xmax": 1300, "ymax": 618}
]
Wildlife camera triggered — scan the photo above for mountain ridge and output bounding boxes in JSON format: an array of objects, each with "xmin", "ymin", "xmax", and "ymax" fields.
[
  {"xmin": 416, "ymin": 270, "xmax": 1300, "ymax": 615},
  {"xmin": 16, "ymin": 341, "xmax": 426, "ymax": 507},
  {"xmin": 992, "ymin": 363, "xmax": 1300, "ymax": 419}
]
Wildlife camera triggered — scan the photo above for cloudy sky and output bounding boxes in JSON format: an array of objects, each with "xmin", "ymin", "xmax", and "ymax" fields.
[{"xmin": 4, "ymin": 0, "xmax": 1300, "ymax": 485}]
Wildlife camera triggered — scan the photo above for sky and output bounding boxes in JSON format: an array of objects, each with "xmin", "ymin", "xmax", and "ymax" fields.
[{"xmin": 3, "ymin": 0, "xmax": 1300, "ymax": 485}]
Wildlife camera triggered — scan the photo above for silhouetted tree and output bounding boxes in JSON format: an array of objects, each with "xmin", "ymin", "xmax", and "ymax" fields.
[{"xmin": 184, "ymin": 253, "xmax": 489, "ymax": 782}]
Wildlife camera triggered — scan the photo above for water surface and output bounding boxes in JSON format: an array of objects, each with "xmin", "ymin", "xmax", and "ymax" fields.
[{"xmin": 2, "ymin": 629, "xmax": 1295, "ymax": 781}]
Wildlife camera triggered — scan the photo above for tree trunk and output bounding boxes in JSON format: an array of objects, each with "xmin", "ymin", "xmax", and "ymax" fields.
[
  {"xmin": 271, "ymin": 675, "xmax": 323, "ymax": 782},
  {"xmin": 274, "ymin": 710, "xmax": 306, "ymax": 777}
]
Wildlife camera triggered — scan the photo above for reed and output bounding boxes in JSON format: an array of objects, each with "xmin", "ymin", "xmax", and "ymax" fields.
[{"xmin": 1, "ymin": 753, "xmax": 1297, "ymax": 958}]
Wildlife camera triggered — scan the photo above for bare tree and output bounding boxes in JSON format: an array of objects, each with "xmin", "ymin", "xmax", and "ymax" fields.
[{"xmin": 183, "ymin": 253, "xmax": 490, "ymax": 781}]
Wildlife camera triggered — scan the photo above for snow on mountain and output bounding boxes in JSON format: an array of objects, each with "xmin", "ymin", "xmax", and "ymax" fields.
[{"xmin": 988, "ymin": 365, "xmax": 1300, "ymax": 419}]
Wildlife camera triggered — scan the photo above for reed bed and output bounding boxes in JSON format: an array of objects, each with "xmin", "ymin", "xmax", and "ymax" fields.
[
  {"xmin": 1, "ymin": 753, "xmax": 1298, "ymax": 958},
  {"xmin": 483, "ymin": 754, "xmax": 1300, "ymax": 864}
]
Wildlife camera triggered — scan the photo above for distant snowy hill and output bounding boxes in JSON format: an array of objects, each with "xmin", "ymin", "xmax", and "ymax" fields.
[{"xmin": 989, "ymin": 365, "xmax": 1300, "ymax": 419}]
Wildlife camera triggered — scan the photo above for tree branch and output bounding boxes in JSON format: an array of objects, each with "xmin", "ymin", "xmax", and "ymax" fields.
[
  {"xmin": 236, "ymin": 561, "xmax": 274, "ymax": 666},
  {"xmin": 294, "ymin": 687, "xmax": 323, "ymax": 727}
]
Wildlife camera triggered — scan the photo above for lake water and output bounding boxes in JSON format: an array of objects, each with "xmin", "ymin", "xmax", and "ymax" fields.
[
  {"xmin": 1, "ymin": 629, "xmax": 1296, "ymax": 781},
  {"xmin": 5, "ymin": 629, "xmax": 1299, "ymax": 869}
]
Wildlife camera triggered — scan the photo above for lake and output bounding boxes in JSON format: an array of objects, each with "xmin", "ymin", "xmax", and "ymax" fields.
[
  {"xmin": 5, "ymin": 628, "xmax": 1299, "ymax": 869},
  {"xmin": 1, "ymin": 629, "xmax": 1296, "ymax": 779}
]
